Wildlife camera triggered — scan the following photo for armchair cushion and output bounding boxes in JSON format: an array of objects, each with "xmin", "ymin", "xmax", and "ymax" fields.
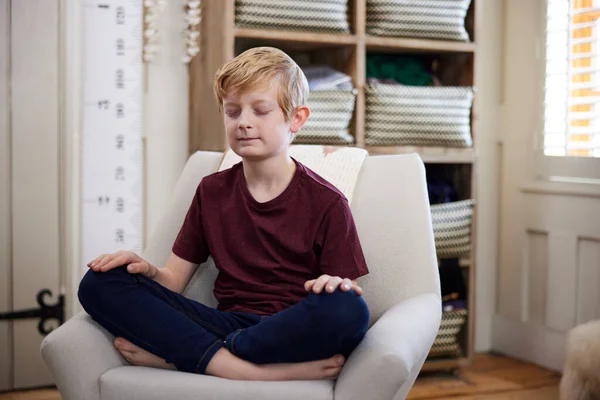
[
  {"xmin": 217, "ymin": 145, "xmax": 368, "ymax": 203},
  {"xmin": 100, "ymin": 367, "xmax": 334, "ymax": 400}
]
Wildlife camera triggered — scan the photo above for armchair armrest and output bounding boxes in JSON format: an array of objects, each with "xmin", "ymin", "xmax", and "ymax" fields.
[
  {"xmin": 334, "ymin": 293, "xmax": 442, "ymax": 400},
  {"xmin": 41, "ymin": 311, "xmax": 126, "ymax": 400}
]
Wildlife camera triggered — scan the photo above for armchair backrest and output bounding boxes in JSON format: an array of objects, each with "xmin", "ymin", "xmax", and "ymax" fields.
[
  {"xmin": 349, "ymin": 153, "xmax": 440, "ymax": 324},
  {"xmin": 142, "ymin": 149, "xmax": 440, "ymax": 326}
]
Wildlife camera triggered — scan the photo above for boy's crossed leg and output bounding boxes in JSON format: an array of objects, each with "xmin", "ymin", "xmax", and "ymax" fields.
[
  {"xmin": 77, "ymin": 266, "xmax": 369, "ymax": 381},
  {"xmin": 224, "ymin": 288, "xmax": 370, "ymax": 365},
  {"xmin": 78, "ymin": 265, "xmax": 256, "ymax": 374}
]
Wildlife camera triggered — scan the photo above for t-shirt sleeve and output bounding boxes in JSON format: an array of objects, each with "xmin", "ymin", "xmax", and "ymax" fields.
[
  {"xmin": 172, "ymin": 184, "xmax": 210, "ymax": 265},
  {"xmin": 314, "ymin": 197, "xmax": 369, "ymax": 280}
]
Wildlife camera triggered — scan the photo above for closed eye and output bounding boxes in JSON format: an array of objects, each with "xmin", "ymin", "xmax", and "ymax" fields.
[{"xmin": 225, "ymin": 110, "xmax": 240, "ymax": 118}]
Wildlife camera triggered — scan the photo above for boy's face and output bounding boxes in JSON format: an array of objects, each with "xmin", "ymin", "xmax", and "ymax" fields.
[{"xmin": 222, "ymin": 84, "xmax": 308, "ymax": 161}]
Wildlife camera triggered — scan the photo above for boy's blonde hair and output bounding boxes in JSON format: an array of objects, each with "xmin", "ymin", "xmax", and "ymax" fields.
[{"xmin": 214, "ymin": 47, "xmax": 309, "ymax": 121}]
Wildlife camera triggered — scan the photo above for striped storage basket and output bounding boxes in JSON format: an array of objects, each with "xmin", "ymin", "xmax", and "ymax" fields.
[
  {"xmin": 235, "ymin": 0, "xmax": 351, "ymax": 34},
  {"xmin": 365, "ymin": 83, "xmax": 474, "ymax": 147},
  {"xmin": 431, "ymin": 199, "xmax": 475, "ymax": 259},
  {"xmin": 366, "ymin": 0, "xmax": 472, "ymax": 41},
  {"xmin": 294, "ymin": 90, "xmax": 356, "ymax": 145},
  {"xmin": 428, "ymin": 309, "xmax": 467, "ymax": 358}
]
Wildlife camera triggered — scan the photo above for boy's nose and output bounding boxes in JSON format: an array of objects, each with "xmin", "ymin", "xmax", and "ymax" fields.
[
  {"xmin": 238, "ymin": 122, "xmax": 252, "ymax": 131},
  {"xmin": 238, "ymin": 111, "xmax": 253, "ymax": 130}
]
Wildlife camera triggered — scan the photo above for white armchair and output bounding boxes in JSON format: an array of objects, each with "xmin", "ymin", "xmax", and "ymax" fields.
[{"xmin": 41, "ymin": 148, "xmax": 441, "ymax": 400}]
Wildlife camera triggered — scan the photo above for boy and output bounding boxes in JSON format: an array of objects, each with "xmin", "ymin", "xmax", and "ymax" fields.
[{"xmin": 78, "ymin": 47, "xmax": 370, "ymax": 381}]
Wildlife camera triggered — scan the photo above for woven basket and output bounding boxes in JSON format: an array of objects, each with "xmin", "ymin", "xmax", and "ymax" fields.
[
  {"xmin": 235, "ymin": 0, "xmax": 351, "ymax": 34},
  {"xmin": 366, "ymin": 0, "xmax": 472, "ymax": 41},
  {"xmin": 365, "ymin": 83, "xmax": 474, "ymax": 147},
  {"xmin": 431, "ymin": 199, "xmax": 475, "ymax": 259},
  {"xmin": 294, "ymin": 90, "xmax": 356, "ymax": 145},
  {"xmin": 428, "ymin": 308, "xmax": 468, "ymax": 358}
]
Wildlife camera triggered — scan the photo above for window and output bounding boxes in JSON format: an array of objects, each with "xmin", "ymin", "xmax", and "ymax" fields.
[{"xmin": 544, "ymin": 0, "xmax": 600, "ymax": 158}]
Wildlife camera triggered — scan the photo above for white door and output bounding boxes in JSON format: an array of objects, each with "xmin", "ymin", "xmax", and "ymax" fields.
[
  {"xmin": 0, "ymin": 0, "xmax": 62, "ymax": 390},
  {"xmin": 493, "ymin": 0, "xmax": 600, "ymax": 371}
]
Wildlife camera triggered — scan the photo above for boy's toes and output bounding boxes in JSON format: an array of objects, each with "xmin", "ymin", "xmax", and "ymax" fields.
[
  {"xmin": 321, "ymin": 354, "xmax": 344, "ymax": 369},
  {"xmin": 120, "ymin": 349, "xmax": 134, "ymax": 360},
  {"xmin": 325, "ymin": 366, "xmax": 343, "ymax": 380},
  {"xmin": 114, "ymin": 337, "xmax": 135, "ymax": 351}
]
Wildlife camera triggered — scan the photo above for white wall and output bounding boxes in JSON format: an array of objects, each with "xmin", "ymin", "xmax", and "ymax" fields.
[
  {"xmin": 491, "ymin": 0, "xmax": 600, "ymax": 371},
  {"xmin": 143, "ymin": 2, "xmax": 190, "ymax": 243}
]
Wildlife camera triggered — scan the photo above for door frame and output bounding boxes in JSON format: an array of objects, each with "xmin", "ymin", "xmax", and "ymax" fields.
[
  {"xmin": 0, "ymin": 0, "xmax": 12, "ymax": 392},
  {"xmin": 59, "ymin": 0, "xmax": 83, "ymax": 319}
]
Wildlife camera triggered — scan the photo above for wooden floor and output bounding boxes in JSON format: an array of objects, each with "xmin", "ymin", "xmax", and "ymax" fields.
[
  {"xmin": 408, "ymin": 353, "xmax": 561, "ymax": 399},
  {"xmin": 0, "ymin": 353, "xmax": 561, "ymax": 400}
]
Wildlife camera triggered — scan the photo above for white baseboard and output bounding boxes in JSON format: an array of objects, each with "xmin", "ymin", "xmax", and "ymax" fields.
[{"xmin": 492, "ymin": 314, "xmax": 566, "ymax": 372}]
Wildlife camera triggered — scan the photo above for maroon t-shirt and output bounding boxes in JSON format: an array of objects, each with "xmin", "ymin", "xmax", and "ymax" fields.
[{"xmin": 172, "ymin": 159, "xmax": 369, "ymax": 316}]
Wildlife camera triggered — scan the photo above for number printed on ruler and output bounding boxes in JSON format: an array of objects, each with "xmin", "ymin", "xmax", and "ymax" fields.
[{"xmin": 82, "ymin": 0, "xmax": 143, "ymax": 271}]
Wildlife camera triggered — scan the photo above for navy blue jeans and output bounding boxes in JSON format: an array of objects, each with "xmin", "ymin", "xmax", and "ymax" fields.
[{"xmin": 77, "ymin": 266, "xmax": 370, "ymax": 374}]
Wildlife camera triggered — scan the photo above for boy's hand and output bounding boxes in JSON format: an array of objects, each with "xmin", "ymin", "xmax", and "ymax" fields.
[
  {"xmin": 304, "ymin": 274, "xmax": 363, "ymax": 296},
  {"xmin": 87, "ymin": 250, "xmax": 156, "ymax": 279}
]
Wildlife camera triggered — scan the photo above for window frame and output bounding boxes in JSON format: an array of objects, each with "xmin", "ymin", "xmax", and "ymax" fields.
[{"xmin": 535, "ymin": 0, "xmax": 600, "ymax": 182}]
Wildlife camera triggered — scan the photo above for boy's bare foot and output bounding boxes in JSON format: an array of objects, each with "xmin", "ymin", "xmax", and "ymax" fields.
[
  {"xmin": 257, "ymin": 354, "xmax": 345, "ymax": 381},
  {"xmin": 113, "ymin": 337, "xmax": 176, "ymax": 371},
  {"xmin": 206, "ymin": 348, "xmax": 345, "ymax": 381}
]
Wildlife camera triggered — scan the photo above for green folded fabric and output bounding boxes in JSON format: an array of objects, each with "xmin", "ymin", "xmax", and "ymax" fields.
[{"xmin": 366, "ymin": 54, "xmax": 433, "ymax": 86}]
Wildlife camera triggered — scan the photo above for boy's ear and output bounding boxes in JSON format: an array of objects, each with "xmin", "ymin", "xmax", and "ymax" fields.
[{"xmin": 290, "ymin": 105, "xmax": 310, "ymax": 133}]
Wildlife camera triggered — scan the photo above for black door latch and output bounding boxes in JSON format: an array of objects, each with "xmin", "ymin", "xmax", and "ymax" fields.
[{"xmin": 0, "ymin": 289, "xmax": 65, "ymax": 335}]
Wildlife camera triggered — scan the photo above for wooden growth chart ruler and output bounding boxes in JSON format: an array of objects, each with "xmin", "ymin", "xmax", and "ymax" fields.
[{"xmin": 82, "ymin": 0, "xmax": 143, "ymax": 273}]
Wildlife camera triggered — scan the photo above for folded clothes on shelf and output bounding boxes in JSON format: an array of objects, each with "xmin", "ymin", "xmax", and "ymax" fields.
[
  {"xmin": 301, "ymin": 65, "xmax": 354, "ymax": 91},
  {"xmin": 367, "ymin": 54, "xmax": 434, "ymax": 86},
  {"xmin": 443, "ymin": 299, "xmax": 467, "ymax": 312}
]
